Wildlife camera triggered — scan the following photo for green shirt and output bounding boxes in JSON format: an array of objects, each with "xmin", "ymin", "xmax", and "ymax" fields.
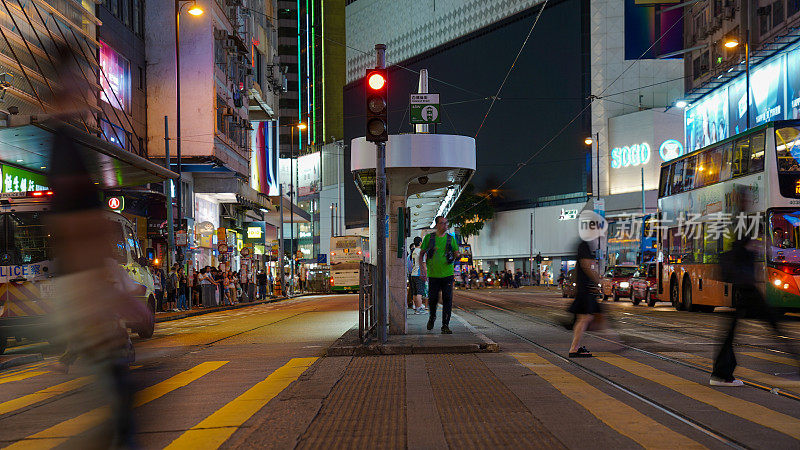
[{"xmin": 421, "ymin": 233, "xmax": 458, "ymax": 278}]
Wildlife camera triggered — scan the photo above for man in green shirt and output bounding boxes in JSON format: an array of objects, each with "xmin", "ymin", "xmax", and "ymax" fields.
[{"xmin": 419, "ymin": 216, "xmax": 459, "ymax": 334}]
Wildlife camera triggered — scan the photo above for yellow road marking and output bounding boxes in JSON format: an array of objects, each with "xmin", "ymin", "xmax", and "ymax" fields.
[
  {"xmin": 165, "ymin": 357, "xmax": 317, "ymax": 450},
  {"xmin": 511, "ymin": 353, "xmax": 704, "ymax": 449},
  {"xmin": 740, "ymin": 351, "xmax": 799, "ymax": 368},
  {"xmin": 0, "ymin": 377, "xmax": 91, "ymax": 416},
  {"xmin": 0, "ymin": 371, "xmax": 48, "ymax": 385},
  {"xmin": 6, "ymin": 361, "xmax": 228, "ymax": 449},
  {"xmin": 598, "ymin": 353, "xmax": 800, "ymax": 440},
  {"xmin": 662, "ymin": 352, "xmax": 800, "ymax": 395}
]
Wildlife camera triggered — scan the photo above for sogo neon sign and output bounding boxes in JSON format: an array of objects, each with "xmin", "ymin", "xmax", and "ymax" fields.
[{"xmin": 611, "ymin": 143, "xmax": 651, "ymax": 169}]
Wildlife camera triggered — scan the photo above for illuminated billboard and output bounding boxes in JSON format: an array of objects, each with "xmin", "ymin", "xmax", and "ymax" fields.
[
  {"xmin": 685, "ymin": 88, "xmax": 729, "ymax": 152},
  {"xmin": 750, "ymin": 55, "xmax": 785, "ymax": 126},
  {"xmin": 787, "ymin": 48, "xmax": 800, "ymax": 120},
  {"xmin": 250, "ymin": 121, "xmax": 278, "ymax": 195},
  {"xmin": 99, "ymin": 42, "xmax": 130, "ymax": 111}
]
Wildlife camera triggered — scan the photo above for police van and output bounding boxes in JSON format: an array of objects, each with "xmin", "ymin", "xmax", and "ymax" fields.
[{"xmin": 0, "ymin": 191, "xmax": 156, "ymax": 354}]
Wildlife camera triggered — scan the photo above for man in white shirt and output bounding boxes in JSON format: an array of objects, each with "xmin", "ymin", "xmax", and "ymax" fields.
[{"xmin": 409, "ymin": 237, "xmax": 426, "ymax": 314}]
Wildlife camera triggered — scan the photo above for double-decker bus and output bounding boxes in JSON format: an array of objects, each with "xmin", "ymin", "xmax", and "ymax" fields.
[
  {"xmin": 656, "ymin": 119, "xmax": 800, "ymax": 313},
  {"xmin": 329, "ymin": 235, "xmax": 368, "ymax": 292}
]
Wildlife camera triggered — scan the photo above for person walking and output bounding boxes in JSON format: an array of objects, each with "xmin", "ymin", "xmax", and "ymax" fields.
[
  {"xmin": 419, "ymin": 216, "xmax": 459, "ymax": 334},
  {"xmin": 567, "ymin": 239, "xmax": 602, "ymax": 357},
  {"xmin": 151, "ymin": 266, "xmax": 163, "ymax": 312},
  {"xmin": 166, "ymin": 265, "xmax": 178, "ymax": 312},
  {"xmin": 409, "ymin": 237, "xmax": 425, "ymax": 314},
  {"xmin": 177, "ymin": 267, "xmax": 188, "ymax": 311},
  {"xmin": 257, "ymin": 270, "xmax": 267, "ymax": 300}
]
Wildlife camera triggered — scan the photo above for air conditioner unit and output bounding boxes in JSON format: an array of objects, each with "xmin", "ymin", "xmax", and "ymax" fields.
[
  {"xmin": 213, "ymin": 29, "xmax": 227, "ymax": 40},
  {"xmin": 222, "ymin": 106, "xmax": 234, "ymax": 116}
]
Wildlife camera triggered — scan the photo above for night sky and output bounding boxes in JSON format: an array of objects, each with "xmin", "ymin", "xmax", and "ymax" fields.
[{"xmin": 343, "ymin": 0, "xmax": 589, "ymax": 227}]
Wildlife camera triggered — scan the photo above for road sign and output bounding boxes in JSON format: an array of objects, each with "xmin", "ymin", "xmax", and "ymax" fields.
[
  {"xmin": 107, "ymin": 196, "xmax": 124, "ymax": 211},
  {"xmin": 176, "ymin": 230, "xmax": 188, "ymax": 246},
  {"xmin": 241, "ymin": 246, "xmax": 251, "ymax": 257},
  {"xmin": 410, "ymin": 93, "xmax": 441, "ymax": 124},
  {"xmin": 218, "ymin": 243, "xmax": 228, "ymax": 253}
]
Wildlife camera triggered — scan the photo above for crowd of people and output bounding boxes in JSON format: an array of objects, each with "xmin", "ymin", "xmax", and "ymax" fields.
[{"xmin": 148, "ymin": 263, "xmax": 277, "ymax": 312}]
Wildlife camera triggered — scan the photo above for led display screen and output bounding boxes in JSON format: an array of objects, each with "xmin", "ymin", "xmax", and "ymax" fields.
[
  {"xmin": 99, "ymin": 42, "xmax": 130, "ymax": 111},
  {"xmin": 685, "ymin": 88, "xmax": 729, "ymax": 152}
]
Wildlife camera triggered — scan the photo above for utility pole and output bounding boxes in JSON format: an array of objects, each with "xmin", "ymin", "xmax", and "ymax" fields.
[{"xmin": 374, "ymin": 44, "xmax": 388, "ymax": 343}]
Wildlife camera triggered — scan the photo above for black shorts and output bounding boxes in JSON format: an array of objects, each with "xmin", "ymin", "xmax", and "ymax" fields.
[{"xmin": 410, "ymin": 276, "xmax": 425, "ymax": 295}]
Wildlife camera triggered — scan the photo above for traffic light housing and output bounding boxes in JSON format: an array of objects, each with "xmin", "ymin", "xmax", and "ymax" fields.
[{"xmin": 365, "ymin": 69, "xmax": 388, "ymax": 142}]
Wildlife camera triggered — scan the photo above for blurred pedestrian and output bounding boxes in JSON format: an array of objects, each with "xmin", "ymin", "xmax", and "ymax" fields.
[
  {"xmin": 514, "ymin": 269, "xmax": 522, "ymax": 288},
  {"xmin": 420, "ymin": 216, "xmax": 459, "ymax": 334},
  {"xmin": 151, "ymin": 266, "xmax": 163, "ymax": 312},
  {"xmin": 46, "ymin": 69, "xmax": 149, "ymax": 444},
  {"xmin": 714, "ymin": 235, "xmax": 798, "ymax": 386},
  {"xmin": 567, "ymin": 239, "xmax": 603, "ymax": 358}
]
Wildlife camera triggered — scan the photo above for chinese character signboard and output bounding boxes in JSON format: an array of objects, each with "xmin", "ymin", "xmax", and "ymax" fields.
[{"xmin": 0, "ymin": 165, "xmax": 49, "ymax": 193}]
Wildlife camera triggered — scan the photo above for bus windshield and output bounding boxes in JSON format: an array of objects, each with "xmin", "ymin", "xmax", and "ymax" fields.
[
  {"xmin": 0, "ymin": 212, "xmax": 52, "ymax": 266},
  {"xmin": 769, "ymin": 211, "xmax": 800, "ymax": 263}
]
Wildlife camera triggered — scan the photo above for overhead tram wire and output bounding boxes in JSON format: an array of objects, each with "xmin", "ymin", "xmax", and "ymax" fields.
[
  {"xmin": 445, "ymin": 5, "xmax": 691, "ymax": 226},
  {"xmin": 473, "ymin": 0, "xmax": 549, "ymax": 140}
]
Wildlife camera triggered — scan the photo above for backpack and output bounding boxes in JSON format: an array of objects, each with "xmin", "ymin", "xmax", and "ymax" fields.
[
  {"xmin": 425, "ymin": 233, "xmax": 455, "ymax": 264},
  {"xmin": 166, "ymin": 272, "xmax": 177, "ymax": 292}
]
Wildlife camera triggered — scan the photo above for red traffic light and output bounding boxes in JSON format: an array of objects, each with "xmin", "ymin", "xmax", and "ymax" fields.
[{"xmin": 368, "ymin": 72, "xmax": 386, "ymax": 90}]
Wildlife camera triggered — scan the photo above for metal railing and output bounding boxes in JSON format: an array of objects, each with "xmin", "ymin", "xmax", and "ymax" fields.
[{"xmin": 358, "ymin": 261, "xmax": 376, "ymax": 343}]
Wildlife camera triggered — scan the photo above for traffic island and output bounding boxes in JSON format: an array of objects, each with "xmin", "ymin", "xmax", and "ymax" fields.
[
  {"xmin": 0, "ymin": 353, "xmax": 43, "ymax": 370},
  {"xmin": 326, "ymin": 311, "xmax": 498, "ymax": 356}
]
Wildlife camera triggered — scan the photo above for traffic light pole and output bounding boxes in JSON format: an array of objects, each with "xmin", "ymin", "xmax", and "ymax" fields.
[{"xmin": 374, "ymin": 44, "xmax": 388, "ymax": 343}]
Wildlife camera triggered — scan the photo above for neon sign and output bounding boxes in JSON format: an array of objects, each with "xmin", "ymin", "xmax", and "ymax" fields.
[
  {"xmin": 659, "ymin": 139, "xmax": 684, "ymax": 162},
  {"xmin": 610, "ymin": 143, "xmax": 651, "ymax": 169}
]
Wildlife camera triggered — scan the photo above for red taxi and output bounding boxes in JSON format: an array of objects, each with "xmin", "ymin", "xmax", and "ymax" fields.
[
  {"xmin": 630, "ymin": 262, "xmax": 660, "ymax": 307},
  {"xmin": 600, "ymin": 264, "xmax": 638, "ymax": 302}
]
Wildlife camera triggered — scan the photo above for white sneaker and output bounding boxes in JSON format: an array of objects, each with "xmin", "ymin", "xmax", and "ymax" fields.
[{"xmin": 709, "ymin": 377, "xmax": 744, "ymax": 387}]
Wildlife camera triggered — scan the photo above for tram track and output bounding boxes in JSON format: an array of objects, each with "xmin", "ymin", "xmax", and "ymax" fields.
[
  {"xmin": 455, "ymin": 291, "xmax": 800, "ymax": 404},
  {"xmin": 454, "ymin": 296, "xmax": 748, "ymax": 449}
]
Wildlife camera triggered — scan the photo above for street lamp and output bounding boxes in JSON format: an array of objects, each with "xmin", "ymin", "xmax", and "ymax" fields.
[
  {"xmin": 584, "ymin": 133, "xmax": 599, "ymax": 198},
  {"xmin": 584, "ymin": 137, "xmax": 593, "ymax": 146},
  {"xmin": 723, "ymin": 35, "xmax": 750, "ymax": 128},
  {"xmin": 173, "ymin": 0, "xmax": 202, "ymax": 266}
]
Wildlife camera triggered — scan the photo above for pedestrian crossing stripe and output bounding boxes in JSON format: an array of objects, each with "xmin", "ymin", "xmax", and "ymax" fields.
[
  {"xmin": 165, "ymin": 357, "xmax": 318, "ymax": 450},
  {"xmin": 597, "ymin": 353, "xmax": 800, "ymax": 440},
  {"xmin": 0, "ymin": 371, "xmax": 48, "ymax": 385},
  {"xmin": 5, "ymin": 361, "xmax": 229, "ymax": 449},
  {"xmin": 740, "ymin": 351, "xmax": 800, "ymax": 368},
  {"xmin": 511, "ymin": 353, "xmax": 705, "ymax": 449},
  {"xmin": 661, "ymin": 352, "xmax": 800, "ymax": 396},
  {"xmin": 0, "ymin": 377, "xmax": 92, "ymax": 416}
]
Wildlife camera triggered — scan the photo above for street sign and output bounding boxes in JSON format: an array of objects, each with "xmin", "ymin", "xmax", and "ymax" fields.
[
  {"xmin": 107, "ymin": 196, "xmax": 124, "ymax": 211},
  {"xmin": 241, "ymin": 246, "xmax": 251, "ymax": 257},
  {"xmin": 218, "ymin": 243, "xmax": 228, "ymax": 253},
  {"xmin": 410, "ymin": 93, "xmax": 441, "ymax": 124},
  {"xmin": 176, "ymin": 230, "xmax": 188, "ymax": 246}
]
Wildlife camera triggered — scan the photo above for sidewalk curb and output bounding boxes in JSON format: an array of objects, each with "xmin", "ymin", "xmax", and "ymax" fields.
[
  {"xmin": 325, "ymin": 312, "xmax": 500, "ymax": 356},
  {"xmin": 0, "ymin": 353, "xmax": 43, "ymax": 371},
  {"xmin": 155, "ymin": 294, "xmax": 312, "ymax": 324}
]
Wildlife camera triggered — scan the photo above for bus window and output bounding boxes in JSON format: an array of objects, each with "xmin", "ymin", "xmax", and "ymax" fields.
[
  {"xmin": 658, "ymin": 165, "xmax": 671, "ymax": 197},
  {"xmin": 702, "ymin": 223, "xmax": 722, "ymax": 264},
  {"xmin": 670, "ymin": 160, "xmax": 685, "ymax": 193},
  {"xmin": 732, "ymin": 137, "xmax": 751, "ymax": 177},
  {"xmin": 697, "ymin": 147, "xmax": 721, "ymax": 187},
  {"xmin": 775, "ymin": 125, "xmax": 800, "ymax": 173},
  {"xmin": 683, "ymin": 156, "xmax": 698, "ymax": 190},
  {"xmin": 769, "ymin": 211, "xmax": 800, "ymax": 263},
  {"xmin": 719, "ymin": 142, "xmax": 733, "ymax": 180},
  {"xmin": 0, "ymin": 212, "xmax": 52, "ymax": 266},
  {"xmin": 749, "ymin": 131, "xmax": 765, "ymax": 173}
]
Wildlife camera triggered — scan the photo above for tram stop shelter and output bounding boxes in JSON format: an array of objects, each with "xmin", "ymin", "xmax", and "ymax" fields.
[{"xmin": 351, "ymin": 133, "xmax": 476, "ymax": 334}]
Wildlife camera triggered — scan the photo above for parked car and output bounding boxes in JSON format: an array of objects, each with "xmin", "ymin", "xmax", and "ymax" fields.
[
  {"xmin": 630, "ymin": 262, "xmax": 659, "ymax": 307},
  {"xmin": 561, "ymin": 269, "xmax": 576, "ymax": 298},
  {"xmin": 600, "ymin": 264, "xmax": 638, "ymax": 301}
]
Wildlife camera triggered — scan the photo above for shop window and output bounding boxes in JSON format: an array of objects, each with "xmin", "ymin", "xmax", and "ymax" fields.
[
  {"xmin": 749, "ymin": 131, "xmax": 766, "ymax": 173},
  {"xmin": 683, "ymin": 156, "xmax": 698, "ymax": 190},
  {"xmin": 670, "ymin": 159, "xmax": 686, "ymax": 193},
  {"xmin": 732, "ymin": 137, "xmax": 751, "ymax": 177}
]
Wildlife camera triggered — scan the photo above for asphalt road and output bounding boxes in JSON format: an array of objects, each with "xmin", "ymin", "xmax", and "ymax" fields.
[{"xmin": 0, "ymin": 295, "xmax": 358, "ymax": 449}]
